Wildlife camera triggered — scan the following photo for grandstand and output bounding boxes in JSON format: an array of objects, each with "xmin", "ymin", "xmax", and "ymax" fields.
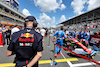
[
  {"xmin": 59, "ymin": 7, "xmax": 100, "ymax": 32},
  {"xmin": 0, "ymin": 0, "xmax": 25, "ymax": 26}
]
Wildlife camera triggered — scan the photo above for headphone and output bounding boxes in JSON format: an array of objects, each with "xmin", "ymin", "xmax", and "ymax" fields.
[{"xmin": 24, "ymin": 16, "xmax": 38, "ymax": 27}]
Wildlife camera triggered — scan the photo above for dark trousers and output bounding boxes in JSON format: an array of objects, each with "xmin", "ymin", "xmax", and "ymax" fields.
[
  {"xmin": 15, "ymin": 60, "xmax": 38, "ymax": 67},
  {"xmin": 6, "ymin": 37, "xmax": 10, "ymax": 45}
]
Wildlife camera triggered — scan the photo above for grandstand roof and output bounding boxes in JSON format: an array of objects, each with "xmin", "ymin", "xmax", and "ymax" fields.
[
  {"xmin": 59, "ymin": 7, "xmax": 100, "ymax": 26},
  {"xmin": 14, "ymin": 0, "xmax": 19, "ymax": 5}
]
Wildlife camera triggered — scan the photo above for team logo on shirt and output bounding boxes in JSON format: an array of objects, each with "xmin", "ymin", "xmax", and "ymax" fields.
[
  {"xmin": 21, "ymin": 33, "xmax": 34, "ymax": 38},
  {"xmin": 19, "ymin": 37, "xmax": 34, "ymax": 42},
  {"xmin": 19, "ymin": 43, "xmax": 33, "ymax": 46},
  {"xmin": 59, "ymin": 35, "xmax": 61, "ymax": 37},
  {"xmin": 19, "ymin": 33, "xmax": 34, "ymax": 43}
]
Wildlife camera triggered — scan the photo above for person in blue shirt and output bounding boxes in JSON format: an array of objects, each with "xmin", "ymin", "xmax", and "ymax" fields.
[
  {"xmin": 2, "ymin": 24, "xmax": 6, "ymax": 32},
  {"xmin": 72, "ymin": 30, "xmax": 75, "ymax": 38},
  {"xmin": 84, "ymin": 29, "xmax": 87, "ymax": 39},
  {"xmin": 54, "ymin": 27, "xmax": 66, "ymax": 57},
  {"xmin": 83, "ymin": 29, "xmax": 90, "ymax": 45},
  {"xmin": 78, "ymin": 30, "xmax": 81, "ymax": 40},
  {"xmin": 68, "ymin": 31, "xmax": 72, "ymax": 38},
  {"xmin": 78, "ymin": 30, "xmax": 84, "ymax": 40},
  {"xmin": 72, "ymin": 30, "xmax": 77, "ymax": 39}
]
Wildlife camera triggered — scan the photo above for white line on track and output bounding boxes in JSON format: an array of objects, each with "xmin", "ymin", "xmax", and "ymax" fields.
[
  {"xmin": 61, "ymin": 52, "xmax": 73, "ymax": 67},
  {"xmin": 61, "ymin": 51, "xmax": 100, "ymax": 67},
  {"xmin": 71, "ymin": 61, "xmax": 100, "ymax": 67}
]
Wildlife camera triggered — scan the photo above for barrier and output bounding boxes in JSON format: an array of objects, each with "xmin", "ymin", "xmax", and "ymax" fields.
[
  {"xmin": 89, "ymin": 35, "xmax": 100, "ymax": 45},
  {"xmin": 0, "ymin": 33, "xmax": 3, "ymax": 46}
]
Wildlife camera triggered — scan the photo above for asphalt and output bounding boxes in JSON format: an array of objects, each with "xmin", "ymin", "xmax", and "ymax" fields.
[{"xmin": 0, "ymin": 35, "xmax": 100, "ymax": 67}]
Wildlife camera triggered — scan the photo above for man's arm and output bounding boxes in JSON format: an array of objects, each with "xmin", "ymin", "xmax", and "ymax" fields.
[
  {"xmin": 6, "ymin": 50, "xmax": 13, "ymax": 56},
  {"xmin": 25, "ymin": 51, "xmax": 42, "ymax": 67},
  {"xmin": 7, "ymin": 34, "xmax": 15, "ymax": 56},
  {"xmin": 24, "ymin": 33, "xmax": 43, "ymax": 67}
]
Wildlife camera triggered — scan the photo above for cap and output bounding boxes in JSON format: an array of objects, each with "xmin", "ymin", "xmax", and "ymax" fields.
[{"xmin": 25, "ymin": 16, "xmax": 36, "ymax": 21}]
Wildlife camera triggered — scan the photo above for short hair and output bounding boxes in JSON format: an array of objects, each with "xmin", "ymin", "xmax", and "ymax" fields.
[{"xmin": 61, "ymin": 27, "xmax": 63, "ymax": 30}]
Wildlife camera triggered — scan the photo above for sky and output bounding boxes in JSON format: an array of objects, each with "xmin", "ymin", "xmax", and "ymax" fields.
[{"xmin": 17, "ymin": 0, "xmax": 100, "ymax": 28}]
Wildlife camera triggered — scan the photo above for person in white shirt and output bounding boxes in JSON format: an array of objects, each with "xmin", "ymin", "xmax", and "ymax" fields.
[
  {"xmin": 40, "ymin": 27, "xmax": 46, "ymax": 42},
  {"xmin": 35, "ymin": 27, "xmax": 40, "ymax": 33},
  {"xmin": 40, "ymin": 28, "xmax": 46, "ymax": 36},
  {"xmin": 65, "ymin": 29, "xmax": 69, "ymax": 36},
  {"xmin": 50, "ymin": 28, "xmax": 54, "ymax": 34},
  {"xmin": 11, "ymin": 25, "xmax": 20, "ymax": 35}
]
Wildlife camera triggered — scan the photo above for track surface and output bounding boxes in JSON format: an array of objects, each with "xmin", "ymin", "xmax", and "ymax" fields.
[{"xmin": 0, "ymin": 36, "xmax": 100, "ymax": 67}]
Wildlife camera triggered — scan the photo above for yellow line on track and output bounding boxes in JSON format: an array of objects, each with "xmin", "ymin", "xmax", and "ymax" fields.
[
  {"xmin": 0, "ymin": 58, "xmax": 78, "ymax": 67},
  {"xmin": 39, "ymin": 58, "xmax": 78, "ymax": 64}
]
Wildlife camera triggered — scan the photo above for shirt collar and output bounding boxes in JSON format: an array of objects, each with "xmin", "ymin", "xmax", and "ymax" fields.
[{"xmin": 25, "ymin": 27, "xmax": 34, "ymax": 30}]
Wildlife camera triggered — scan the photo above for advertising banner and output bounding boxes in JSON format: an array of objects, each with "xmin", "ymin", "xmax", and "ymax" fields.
[{"xmin": 89, "ymin": 35, "xmax": 100, "ymax": 45}]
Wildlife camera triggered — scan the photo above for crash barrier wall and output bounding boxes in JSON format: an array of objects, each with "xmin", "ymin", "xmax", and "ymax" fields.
[
  {"xmin": 50, "ymin": 37, "xmax": 100, "ymax": 65},
  {"xmin": 89, "ymin": 35, "xmax": 100, "ymax": 46}
]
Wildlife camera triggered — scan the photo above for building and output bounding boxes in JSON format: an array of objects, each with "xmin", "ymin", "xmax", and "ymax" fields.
[
  {"xmin": 0, "ymin": 0, "xmax": 25, "ymax": 26},
  {"xmin": 59, "ymin": 7, "xmax": 100, "ymax": 31}
]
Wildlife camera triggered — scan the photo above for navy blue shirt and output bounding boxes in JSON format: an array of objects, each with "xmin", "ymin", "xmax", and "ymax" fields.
[{"xmin": 8, "ymin": 27, "xmax": 43, "ymax": 60}]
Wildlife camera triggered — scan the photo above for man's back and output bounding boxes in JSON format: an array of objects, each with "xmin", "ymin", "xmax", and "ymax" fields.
[
  {"xmin": 7, "ymin": 16, "xmax": 43, "ymax": 67},
  {"xmin": 55, "ymin": 30, "xmax": 65, "ymax": 39},
  {"xmin": 8, "ymin": 28, "xmax": 43, "ymax": 67}
]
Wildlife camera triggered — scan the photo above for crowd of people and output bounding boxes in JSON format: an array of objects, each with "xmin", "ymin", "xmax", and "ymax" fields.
[
  {"xmin": 0, "ymin": 22, "xmax": 56, "ymax": 47},
  {"xmin": 67, "ymin": 20, "xmax": 100, "ymax": 31},
  {"xmin": 0, "ymin": 23, "xmax": 22, "ymax": 47},
  {"xmin": 65, "ymin": 29, "xmax": 90, "ymax": 44},
  {"xmin": 1, "ymin": 21, "xmax": 100, "ymax": 47}
]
